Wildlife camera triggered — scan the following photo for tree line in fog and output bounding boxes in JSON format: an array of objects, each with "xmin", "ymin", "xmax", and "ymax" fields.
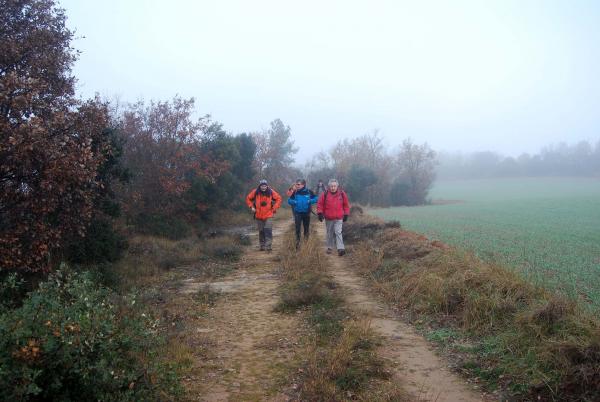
[{"xmin": 436, "ymin": 140, "xmax": 600, "ymax": 180}]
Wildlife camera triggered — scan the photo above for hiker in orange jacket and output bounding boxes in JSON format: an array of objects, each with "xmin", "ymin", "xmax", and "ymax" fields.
[
  {"xmin": 245, "ymin": 179, "xmax": 282, "ymax": 251},
  {"xmin": 286, "ymin": 182, "xmax": 298, "ymax": 197}
]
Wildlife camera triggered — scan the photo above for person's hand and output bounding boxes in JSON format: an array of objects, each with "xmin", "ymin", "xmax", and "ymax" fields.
[
  {"xmin": 318, "ymin": 213, "xmax": 324, "ymax": 222},
  {"xmin": 251, "ymin": 207, "xmax": 256, "ymax": 213},
  {"xmin": 343, "ymin": 214, "xmax": 348, "ymax": 222}
]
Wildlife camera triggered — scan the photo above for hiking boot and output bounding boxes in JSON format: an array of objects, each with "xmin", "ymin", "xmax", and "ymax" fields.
[
  {"xmin": 260, "ymin": 246, "xmax": 265, "ymax": 251},
  {"xmin": 266, "ymin": 247, "xmax": 272, "ymax": 253},
  {"xmin": 338, "ymin": 249, "xmax": 346, "ymax": 256},
  {"xmin": 326, "ymin": 248, "xmax": 332, "ymax": 254}
]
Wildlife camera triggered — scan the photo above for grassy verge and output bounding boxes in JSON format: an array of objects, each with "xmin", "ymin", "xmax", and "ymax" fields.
[
  {"xmin": 344, "ymin": 212, "xmax": 600, "ymax": 401},
  {"xmin": 369, "ymin": 177, "xmax": 600, "ymax": 309},
  {"xmin": 276, "ymin": 227, "xmax": 408, "ymax": 401},
  {"xmin": 99, "ymin": 232, "xmax": 245, "ymax": 290},
  {"xmin": 96, "ymin": 230, "xmax": 248, "ymax": 400}
]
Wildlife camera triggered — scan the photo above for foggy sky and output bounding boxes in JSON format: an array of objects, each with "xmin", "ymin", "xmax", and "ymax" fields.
[{"xmin": 61, "ymin": 0, "xmax": 600, "ymax": 163}]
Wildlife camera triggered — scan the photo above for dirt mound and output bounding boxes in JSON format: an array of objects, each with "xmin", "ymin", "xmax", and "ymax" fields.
[
  {"xmin": 344, "ymin": 215, "xmax": 401, "ymax": 243},
  {"xmin": 379, "ymin": 228, "xmax": 433, "ymax": 260},
  {"xmin": 344, "ymin": 215, "xmax": 441, "ymax": 261},
  {"xmin": 350, "ymin": 205, "xmax": 364, "ymax": 215}
]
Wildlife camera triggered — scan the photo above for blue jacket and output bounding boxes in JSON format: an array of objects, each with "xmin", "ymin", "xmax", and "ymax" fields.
[{"xmin": 288, "ymin": 187, "xmax": 318, "ymax": 213}]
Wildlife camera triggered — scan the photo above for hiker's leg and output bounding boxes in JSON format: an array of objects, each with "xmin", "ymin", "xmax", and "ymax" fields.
[
  {"xmin": 334, "ymin": 219, "xmax": 345, "ymax": 250},
  {"xmin": 303, "ymin": 213, "xmax": 310, "ymax": 239},
  {"xmin": 264, "ymin": 218, "xmax": 273, "ymax": 250},
  {"xmin": 325, "ymin": 219, "xmax": 335, "ymax": 249},
  {"xmin": 293, "ymin": 212, "xmax": 302, "ymax": 246},
  {"xmin": 257, "ymin": 220, "xmax": 265, "ymax": 249}
]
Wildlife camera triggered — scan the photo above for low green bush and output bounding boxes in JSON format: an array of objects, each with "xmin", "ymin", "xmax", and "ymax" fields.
[
  {"xmin": 237, "ymin": 233, "xmax": 251, "ymax": 246},
  {"xmin": 65, "ymin": 217, "xmax": 128, "ymax": 265},
  {"xmin": 0, "ymin": 273, "xmax": 26, "ymax": 310},
  {"xmin": 84, "ymin": 262, "xmax": 122, "ymax": 289},
  {"xmin": 276, "ymin": 272, "xmax": 329, "ymax": 312},
  {"xmin": 0, "ymin": 270, "xmax": 181, "ymax": 401},
  {"xmin": 133, "ymin": 213, "xmax": 190, "ymax": 240},
  {"xmin": 209, "ymin": 244, "xmax": 242, "ymax": 261},
  {"xmin": 308, "ymin": 296, "xmax": 346, "ymax": 340},
  {"xmin": 203, "ymin": 236, "xmax": 243, "ymax": 261}
]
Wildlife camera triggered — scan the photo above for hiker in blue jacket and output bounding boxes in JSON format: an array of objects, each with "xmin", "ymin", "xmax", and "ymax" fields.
[{"xmin": 288, "ymin": 178, "xmax": 318, "ymax": 249}]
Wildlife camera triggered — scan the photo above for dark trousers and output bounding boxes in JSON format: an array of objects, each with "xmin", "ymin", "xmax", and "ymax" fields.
[
  {"xmin": 294, "ymin": 212, "xmax": 311, "ymax": 246},
  {"xmin": 256, "ymin": 218, "xmax": 273, "ymax": 249}
]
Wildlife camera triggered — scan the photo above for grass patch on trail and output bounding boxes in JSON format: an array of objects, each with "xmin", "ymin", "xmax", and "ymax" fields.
[
  {"xmin": 345, "ymin": 213, "xmax": 600, "ymax": 402},
  {"xmin": 277, "ymin": 229, "xmax": 408, "ymax": 401},
  {"xmin": 193, "ymin": 284, "xmax": 221, "ymax": 307}
]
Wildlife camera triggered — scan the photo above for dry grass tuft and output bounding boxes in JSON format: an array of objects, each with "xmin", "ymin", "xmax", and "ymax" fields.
[
  {"xmin": 276, "ymin": 229, "xmax": 335, "ymax": 313},
  {"xmin": 200, "ymin": 235, "xmax": 243, "ymax": 261},
  {"xmin": 346, "ymin": 214, "xmax": 600, "ymax": 401},
  {"xmin": 279, "ymin": 229, "xmax": 324, "ymax": 279},
  {"xmin": 276, "ymin": 225, "xmax": 409, "ymax": 401},
  {"xmin": 300, "ymin": 320, "xmax": 406, "ymax": 402}
]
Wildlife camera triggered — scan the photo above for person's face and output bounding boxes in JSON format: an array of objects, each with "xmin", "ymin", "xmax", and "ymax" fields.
[
  {"xmin": 260, "ymin": 184, "xmax": 268, "ymax": 191},
  {"xmin": 296, "ymin": 182, "xmax": 305, "ymax": 190},
  {"xmin": 329, "ymin": 182, "xmax": 338, "ymax": 192}
]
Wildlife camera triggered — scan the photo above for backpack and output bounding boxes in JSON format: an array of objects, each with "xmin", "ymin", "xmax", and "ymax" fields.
[{"xmin": 322, "ymin": 189, "xmax": 347, "ymax": 206}]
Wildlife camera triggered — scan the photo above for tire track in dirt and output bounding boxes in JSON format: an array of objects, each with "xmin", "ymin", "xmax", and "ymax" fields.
[
  {"xmin": 315, "ymin": 224, "xmax": 485, "ymax": 402},
  {"xmin": 179, "ymin": 220, "xmax": 304, "ymax": 401}
]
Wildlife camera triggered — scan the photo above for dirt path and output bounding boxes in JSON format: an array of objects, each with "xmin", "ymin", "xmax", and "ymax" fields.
[
  {"xmin": 167, "ymin": 218, "xmax": 485, "ymax": 401},
  {"xmin": 315, "ymin": 224, "xmax": 485, "ymax": 402},
  {"xmin": 177, "ymin": 220, "xmax": 304, "ymax": 401}
]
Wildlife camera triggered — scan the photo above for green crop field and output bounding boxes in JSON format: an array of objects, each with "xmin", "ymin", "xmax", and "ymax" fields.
[{"xmin": 370, "ymin": 177, "xmax": 600, "ymax": 308}]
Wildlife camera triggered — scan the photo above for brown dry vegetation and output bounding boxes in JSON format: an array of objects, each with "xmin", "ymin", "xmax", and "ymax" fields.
[
  {"xmin": 100, "ymin": 231, "xmax": 249, "ymax": 398},
  {"xmin": 277, "ymin": 228, "xmax": 408, "ymax": 401},
  {"xmin": 344, "ymin": 213, "xmax": 600, "ymax": 401},
  {"xmin": 108, "ymin": 233, "xmax": 244, "ymax": 290}
]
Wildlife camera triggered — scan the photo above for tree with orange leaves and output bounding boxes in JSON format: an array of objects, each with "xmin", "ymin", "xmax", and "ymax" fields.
[
  {"xmin": 118, "ymin": 97, "xmax": 234, "ymax": 233},
  {"xmin": 0, "ymin": 0, "xmax": 112, "ymax": 272}
]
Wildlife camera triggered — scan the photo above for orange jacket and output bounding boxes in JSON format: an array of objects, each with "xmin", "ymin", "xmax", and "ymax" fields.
[{"xmin": 246, "ymin": 187, "xmax": 282, "ymax": 220}]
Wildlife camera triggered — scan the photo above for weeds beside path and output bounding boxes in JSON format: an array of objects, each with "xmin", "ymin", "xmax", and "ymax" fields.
[
  {"xmin": 343, "ymin": 214, "xmax": 600, "ymax": 401},
  {"xmin": 314, "ymin": 223, "xmax": 485, "ymax": 402}
]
